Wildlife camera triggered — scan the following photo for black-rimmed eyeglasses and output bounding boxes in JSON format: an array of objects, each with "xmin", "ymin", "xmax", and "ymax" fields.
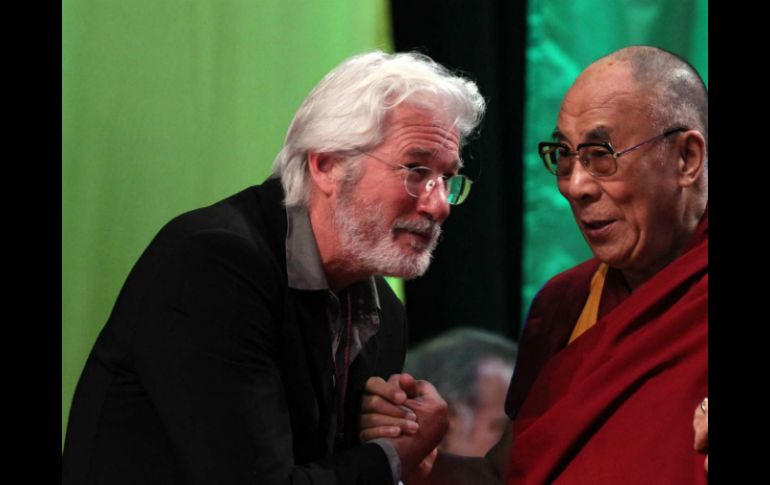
[
  {"xmin": 538, "ymin": 127, "xmax": 687, "ymax": 177},
  {"xmin": 359, "ymin": 152, "xmax": 473, "ymax": 205}
]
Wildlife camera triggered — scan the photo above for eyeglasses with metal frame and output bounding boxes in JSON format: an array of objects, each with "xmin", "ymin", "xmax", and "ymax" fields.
[
  {"xmin": 358, "ymin": 151, "xmax": 473, "ymax": 205},
  {"xmin": 538, "ymin": 127, "xmax": 688, "ymax": 177}
]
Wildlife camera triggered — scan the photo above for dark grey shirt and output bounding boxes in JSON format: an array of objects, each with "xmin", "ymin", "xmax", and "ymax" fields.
[{"xmin": 285, "ymin": 205, "xmax": 401, "ymax": 484}]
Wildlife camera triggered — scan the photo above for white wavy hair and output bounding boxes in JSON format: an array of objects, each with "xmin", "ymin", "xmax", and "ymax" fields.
[{"xmin": 272, "ymin": 50, "xmax": 486, "ymax": 208}]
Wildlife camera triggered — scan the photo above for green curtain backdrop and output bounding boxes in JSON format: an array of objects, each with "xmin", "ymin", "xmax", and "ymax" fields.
[
  {"xmin": 522, "ymin": 0, "xmax": 708, "ymax": 323},
  {"xmin": 62, "ymin": 0, "xmax": 394, "ymax": 445}
]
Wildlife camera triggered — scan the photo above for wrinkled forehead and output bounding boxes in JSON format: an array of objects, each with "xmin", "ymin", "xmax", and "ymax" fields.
[
  {"xmin": 381, "ymin": 104, "xmax": 462, "ymax": 158},
  {"xmin": 555, "ymin": 65, "xmax": 652, "ymax": 143}
]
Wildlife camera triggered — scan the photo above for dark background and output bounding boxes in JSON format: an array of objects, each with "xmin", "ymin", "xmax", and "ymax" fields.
[{"xmin": 392, "ymin": 0, "xmax": 529, "ymax": 344}]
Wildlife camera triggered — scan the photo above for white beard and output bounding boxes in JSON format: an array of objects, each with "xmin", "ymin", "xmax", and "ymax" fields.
[{"xmin": 332, "ymin": 186, "xmax": 441, "ymax": 280}]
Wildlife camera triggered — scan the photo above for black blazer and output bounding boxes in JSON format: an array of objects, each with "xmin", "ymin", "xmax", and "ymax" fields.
[{"xmin": 63, "ymin": 177, "xmax": 408, "ymax": 485}]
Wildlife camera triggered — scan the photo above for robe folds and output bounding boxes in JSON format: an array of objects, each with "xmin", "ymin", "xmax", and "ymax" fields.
[{"xmin": 506, "ymin": 211, "xmax": 708, "ymax": 484}]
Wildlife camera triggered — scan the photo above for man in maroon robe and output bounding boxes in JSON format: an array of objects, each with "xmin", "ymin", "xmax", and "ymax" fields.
[{"xmin": 359, "ymin": 45, "xmax": 708, "ymax": 484}]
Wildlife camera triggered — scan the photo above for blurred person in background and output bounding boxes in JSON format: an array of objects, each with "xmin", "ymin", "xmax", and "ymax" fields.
[{"xmin": 405, "ymin": 328, "xmax": 517, "ymax": 457}]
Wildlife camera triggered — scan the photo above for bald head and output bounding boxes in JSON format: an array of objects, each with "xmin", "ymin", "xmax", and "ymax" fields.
[{"xmin": 587, "ymin": 46, "xmax": 708, "ymax": 153}]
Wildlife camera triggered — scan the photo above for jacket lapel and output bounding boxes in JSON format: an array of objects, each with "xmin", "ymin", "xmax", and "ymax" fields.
[{"xmin": 291, "ymin": 289, "xmax": 336, "ymax": 453}]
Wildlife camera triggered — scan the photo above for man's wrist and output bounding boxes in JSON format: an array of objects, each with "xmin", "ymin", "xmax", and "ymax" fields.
[{"xmin": 370, "ymin": 438, "xmax": 402, "ymax": 485}]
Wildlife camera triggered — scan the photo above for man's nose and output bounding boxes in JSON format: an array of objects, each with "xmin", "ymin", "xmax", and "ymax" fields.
[
  {"xmin": 417, "ymin": 178, "xmax": 451, "ymax": 223},
  {"xmin": 561, "ymin": 160, "xmax": 601, "ymax": 203}
]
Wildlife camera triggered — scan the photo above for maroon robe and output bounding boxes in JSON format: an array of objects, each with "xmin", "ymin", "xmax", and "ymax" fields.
[{"xmin": 505, "ymin": 210, "xmax": 708, "ymax": 484}]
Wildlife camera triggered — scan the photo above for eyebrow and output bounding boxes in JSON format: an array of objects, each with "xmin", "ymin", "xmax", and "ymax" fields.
[
  {"xmin": 583, "ymin": 126, "xmax": 612, "ymax": 143},
  {"xmin": 405, "ymin": 147, "xmax": 436, "ymax": 159},
  {"xmin": 405, "ymin": 147, "xmax": 463, "ymax": 170},
  {"xmin": 552, "ymin": 126, "xmax": 613, "ymax": 144}
]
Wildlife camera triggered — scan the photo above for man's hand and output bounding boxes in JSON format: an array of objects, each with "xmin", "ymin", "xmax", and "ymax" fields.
[
  {"xmin": 693, "ymin": 397, "xmax": 708, "ymax": 472},
  {"xmin": 360, "ymin": 374, "xmax": 420, "ymax": 441},
  {"xmin": 390, "ymin": 375, "xmax": 449, "ymax": 475},
  {"xmin": 360, "ymin": 373, "xmax": 449, "ymax": 477}
]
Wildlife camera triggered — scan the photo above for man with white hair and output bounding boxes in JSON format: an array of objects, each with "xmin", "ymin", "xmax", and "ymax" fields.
[{"xmin": 62, "ymin": 51, "xmax": 485, "ymax": 485}]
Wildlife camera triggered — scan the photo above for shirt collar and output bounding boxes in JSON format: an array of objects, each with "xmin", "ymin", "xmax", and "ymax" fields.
[
  {"xmin": 285, "ymin": 204, "xmax": 328, "ymax": 290},
  {"xmin": 285, "ymin": 204, "xmax": 381, "ymax": 310}
]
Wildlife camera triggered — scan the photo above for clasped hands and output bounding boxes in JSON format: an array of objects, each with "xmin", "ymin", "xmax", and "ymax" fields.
[{"xmin": 360, "ymin": 373, "xmax": 448, "ymax": 480}]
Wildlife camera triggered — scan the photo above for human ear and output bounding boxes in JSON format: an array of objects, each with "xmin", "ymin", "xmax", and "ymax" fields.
[
  {"xmin": 307, "ymin": 152, "xmax": 344, "ymax": 197},
  {"xmin": 677, "ymin": 130, "xmax": 707, "ymax": 188}
]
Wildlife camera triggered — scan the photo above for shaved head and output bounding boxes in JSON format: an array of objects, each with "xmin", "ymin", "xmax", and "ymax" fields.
[{"xmin": 591, "ymin": 46, "xmax": 708, "ymax": 155}]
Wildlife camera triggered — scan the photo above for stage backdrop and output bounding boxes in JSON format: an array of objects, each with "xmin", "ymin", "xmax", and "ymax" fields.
[{"xmin": 62, "ymin": 0, "xmax": 393, "ymax": 446}]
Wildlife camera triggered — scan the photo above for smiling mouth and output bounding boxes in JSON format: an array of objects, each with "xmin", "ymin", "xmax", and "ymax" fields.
[{"xmin": 583, "ymin": 220, "xmax": 614, "ymax": 230}]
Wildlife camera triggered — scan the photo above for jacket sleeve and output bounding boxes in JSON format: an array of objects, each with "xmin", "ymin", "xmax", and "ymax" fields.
[{"xmin": 131, "ymin": 229, "xmax": 393, "ymax": 485}]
